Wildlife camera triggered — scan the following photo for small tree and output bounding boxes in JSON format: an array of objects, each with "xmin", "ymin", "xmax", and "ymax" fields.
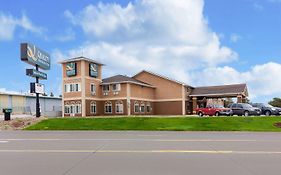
[
  {"xmin": 269, "ymin": 98, "xmax": 281, "ymax": 107},
  {"xmin": 50, "ymin": 92, "xmax": 54, "ymax": 97}
]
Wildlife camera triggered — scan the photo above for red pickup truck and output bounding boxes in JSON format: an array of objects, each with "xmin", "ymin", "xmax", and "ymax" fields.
[{"xmin": 196, "ymin": 104, "xmax": 233, "ymax": 117}]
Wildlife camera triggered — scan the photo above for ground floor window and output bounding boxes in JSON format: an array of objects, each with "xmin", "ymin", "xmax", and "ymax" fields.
[
  {"xmin": 140, "ymin": 102, "xmax": 145, "ymax": 113},
  {"xmin": 146, "ymin": 102, "xmax": 151, "ymax": 113},
  {"xmin": 116, "ymin": 101, "xmax": 123, "ymax": 114},
  {"xmin": 91, "ymin": 101, "xmax": 97, "ymax": 114},
  {"xmin": 105, "ymin": 101, "xmax": 112, "ymax": 113},
  {"xmin": 64, "ymin": 102, "xmax": 81, "ymax": 114},
  {"xmin": 134, "ymin": 101, "xmax": 139, "ymax": 113}
]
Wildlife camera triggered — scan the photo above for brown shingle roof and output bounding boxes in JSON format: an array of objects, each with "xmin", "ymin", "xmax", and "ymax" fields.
[
  {"xmin": 102, "ymin": 75, "xmax": 155, "ymax": 88},
  {"xmin": 190, "ymin": 83, "xmax": 247, "ymax": 97}
]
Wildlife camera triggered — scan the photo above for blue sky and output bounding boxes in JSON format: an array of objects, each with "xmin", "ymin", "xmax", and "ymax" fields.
[{"xmin": 0, "ymin": 0, "xmax": 280, "ymax": 103}]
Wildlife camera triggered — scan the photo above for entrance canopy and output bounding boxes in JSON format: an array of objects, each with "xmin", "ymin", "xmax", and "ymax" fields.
[{"xmin": 190, "ymin": 83, "xmax": 248, "ymax": 98}]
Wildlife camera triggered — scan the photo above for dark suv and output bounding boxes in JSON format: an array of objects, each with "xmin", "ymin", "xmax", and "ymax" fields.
[
  {"xmin": 251, "ymin": 103, "xmax": 281, "ymax": 116},
  {"xmin": 228, "ymin": 103, "xmax": 261, "ymax": 116}
]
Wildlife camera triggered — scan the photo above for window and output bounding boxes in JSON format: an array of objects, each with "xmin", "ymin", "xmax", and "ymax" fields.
[
  {"xmin": 91, "ymin": 102, "xmax": 97, "ymax": 114},
  {"xmin": 103, "ymin": 85, "xmax": 110, "ymax": 92},
  {"xmin": 75, "ymin": 103, "xmax": 81, "ymax": 114},
  {"xmin": 146, "ymin": 102, "xmax": 151, "ymax": 113},
  {"xmin": 91, "ymin": 84, "xmax": 96, "ymax": 94},
  {"xmin": 115, "ymin": 101, "xmax": 123, "ymax": 114},
  {"xmin": 64, "ymin": 105, "xmax": 70, "ymax": 114},
  {"xmin": 112, "ymin": 84, "xmax": 121, "ymax": 91},
  {"xmin": 64, "ymin": 102, "xmax": 81, "ymax": 114},
  {"xmin": 64, "ymin": 83, "xmax": 81, "ymax": 92},
  {"xmin": 134, "ymin": 102, "xmax": 139, "ymax": 113},
  {"xmin": 105, "ymin": 101, "xmax": 112, "ymax": 113},
  {"xmin": 140, "ymin": 102, "xmax": 145, "ymax": 113}
]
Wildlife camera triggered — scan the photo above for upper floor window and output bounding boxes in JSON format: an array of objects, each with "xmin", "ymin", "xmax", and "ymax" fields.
[
  {"xmin": 105, "ymin": 101, "xmax": 112, "ymax": 113},
  {"xmin": 91, "ymin": 84, "xmax": 96, "ymax": 94},
  {"xmin": 112, "ymin": 84, "xmax": 121, "ymax": 91},
  {"xmin": 65, "ymin": 83, "xmax": 81, "ymax": 92},
  {"xmin": 102, "ymin": 85, "xmax": 110, "ymax": 92}
]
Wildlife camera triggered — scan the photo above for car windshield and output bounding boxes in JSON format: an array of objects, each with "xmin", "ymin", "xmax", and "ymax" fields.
[
  {"xmin": 264, "ymin": 104, "xmax": 273, "ymax": 108},
  {"xmin": 214, "ymin": 105, "xmax": 224, "ymax": 108},
  {"xmin": 242, "ymin": 104, "xmax": 253, "ymax": 108}
]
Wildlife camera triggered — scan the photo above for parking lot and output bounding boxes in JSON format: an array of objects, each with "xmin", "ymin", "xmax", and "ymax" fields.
[{"xmin": 1, "ymin": 131, "xmax": 281, "ymax": 175}]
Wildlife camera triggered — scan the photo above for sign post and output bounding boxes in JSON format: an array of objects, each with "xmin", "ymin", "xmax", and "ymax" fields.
[{"xmin": 21, "ymin": 43, "xmax": 50, "ymax": 118}]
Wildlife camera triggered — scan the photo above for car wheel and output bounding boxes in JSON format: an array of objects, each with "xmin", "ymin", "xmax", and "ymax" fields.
[
  {"xmin": 215, "ymin": 112, "xmax": 220, "ymax": 116},
  {"xmin": 265, "ymin": 111, "xmax": 271, "ymax": 116},
  {"xmin": 198, "ymin": 112, "xmax": 203, "ymax": 117},
  {"xmin": 244, "ymin": 111, "xmax": 249, "ymax": 117}
]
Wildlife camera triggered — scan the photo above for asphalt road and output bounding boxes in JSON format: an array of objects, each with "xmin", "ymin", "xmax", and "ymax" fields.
[{"xmin": 1, "ymin": 131, "xmax": 281, "ymax": 175}]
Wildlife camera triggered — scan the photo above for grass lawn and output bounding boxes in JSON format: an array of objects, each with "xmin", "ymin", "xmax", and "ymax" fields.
[{"xmin": 25, "ymin": 116, "xmax": 281, "ymax": 131}]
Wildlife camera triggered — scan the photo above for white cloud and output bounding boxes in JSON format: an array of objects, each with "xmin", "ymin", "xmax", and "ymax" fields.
[
  {"xmin": 0, "ymin": 12, "xmax": 43, "ymax": 41},
  {"xmin": 230, "ymin": 33, "xmax": 242, "ymax": 43},
  {"xmin": 58, "ymin": 0, "xmax": 281, "ymax": 102},
  {"xmin": 63, "ymin": 0, "xmax": 237, "ymax": 69},
  {"xmin": 193, "ymin": 62, "xmax": 281, "ymax": 99}
]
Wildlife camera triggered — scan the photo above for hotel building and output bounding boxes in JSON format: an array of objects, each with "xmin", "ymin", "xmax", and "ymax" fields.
[{"xmin": 60, "ymin": 57, "xmax": 248, "ymax": 117}]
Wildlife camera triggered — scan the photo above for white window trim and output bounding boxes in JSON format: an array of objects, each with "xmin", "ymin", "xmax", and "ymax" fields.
[
  {"xmin": 134, "ymin": 102, "xmax": 139, "ymax": 113},
  {"xmin": 91, "ymin": 84, "xmax": 96, "ymax": 95},
  {"xmin": 112, "ymin": 83, "xmax": 121, "ymax": 92},
  {"xmin": 102, "ymin": 85, "xmax": 110, "ymax": 92},
  {"xmin": 140, "ymin": 102, "xmax": 145, "ymax": 113},
  {"xmin": 64, "ymin": 83, "xmax": 81, "ymax": 93}
]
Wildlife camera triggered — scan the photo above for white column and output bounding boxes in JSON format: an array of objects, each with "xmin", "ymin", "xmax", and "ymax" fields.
[
  {"xmin": 81, "ymin": 61, "xmax": 86, "ymax": 117},
  {"xmin": 182, "ymin": 85, "xmax": 186, "ymax": 115},
  {"xmin": 126, "ymin": 83, "xmax": 131, "ymax": 116}
]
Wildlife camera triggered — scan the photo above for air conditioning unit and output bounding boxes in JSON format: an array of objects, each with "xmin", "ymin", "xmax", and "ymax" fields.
[
  {"xmin": 103, "ymin": 92, "xmax": 108, "ymax": 96},
  {"xmin": 113, "ymin": 91, "xmax": 119, "ymax": 95},
  {"xmin": 91, "ymin": 92, "xmax": 96, "ymax": 96}
]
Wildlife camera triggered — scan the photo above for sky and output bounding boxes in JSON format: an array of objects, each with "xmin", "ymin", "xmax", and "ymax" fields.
[{"xmin": 0, "ymin": 0, "xmax": 281, "ymax": 103}]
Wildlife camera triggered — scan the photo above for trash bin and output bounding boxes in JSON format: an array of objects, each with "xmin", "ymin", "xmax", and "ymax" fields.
[{"xmin": 2, "ymin": 108, "xmax": 12, "ymax": 121}]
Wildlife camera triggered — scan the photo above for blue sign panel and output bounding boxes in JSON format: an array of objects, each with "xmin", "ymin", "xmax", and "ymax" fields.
[
  {"xmin": 21, "ymin": 43, "xmax": 51, "ymax": 70},
  {"xmin": 26, "ymin": 69, "xmax": 47, "ymax": 80},
  {"xmin": 89, "ymin": 63, "xmax": 98, "ymax": 78},
  {"xmin": 66, "ymin": 62, "xmax": 77, "ymax": 77}
]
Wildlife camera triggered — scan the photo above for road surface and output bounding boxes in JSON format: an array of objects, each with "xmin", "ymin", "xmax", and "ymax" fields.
[{"xmin": 1, "ymin": 131, "xmax": 281, "ymax": 175}]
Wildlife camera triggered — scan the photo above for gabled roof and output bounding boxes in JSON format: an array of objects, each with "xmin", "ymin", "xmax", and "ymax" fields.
[
  {"xmin": 133, "ymin": 70, "xmax": 193, "ymax": 88},
  {"xmin": 190, "ymin": 83, "xmax": 248, "ymax": 97},
  {"xmin": 58, "ymin": 56, "xmax": 104, "ymax": 65},
  {"xmin": 101, "ymin": 75, "xmax": 155, "ymax": 88}
]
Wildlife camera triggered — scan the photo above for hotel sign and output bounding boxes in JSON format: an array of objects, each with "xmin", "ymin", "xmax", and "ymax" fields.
[
  {"xmin": 66, "ymin": 62, "xmax": 77, "ymax": 77},
  {"xmin": 21, "ymin": 43, "xmax": 51, "ymax": 70},
  {"xmin": 26, "ymin": 69, "xmax": 47, "ymax": 80},
  {"xmin": 89, "ymin": 63, "xmax": 98, "ymax": 78}
]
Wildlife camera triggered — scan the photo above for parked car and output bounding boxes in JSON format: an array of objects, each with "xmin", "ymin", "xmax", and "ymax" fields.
[
  {"xmin": 251, "ymin": 103, "xmax": 281, "ymax": 116},
  {"xmin": 196, "ymin": 104, "xmax": 233, "ymax": 117},
  {"xmin": 228, "ymin": 103, "xmax": 261, "ymax": 116}
]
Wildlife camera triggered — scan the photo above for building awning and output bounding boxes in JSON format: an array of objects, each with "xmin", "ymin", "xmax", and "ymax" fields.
[{"xmin": 190, "ymin": 83, "xmax": 248, "ymax": 97}]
